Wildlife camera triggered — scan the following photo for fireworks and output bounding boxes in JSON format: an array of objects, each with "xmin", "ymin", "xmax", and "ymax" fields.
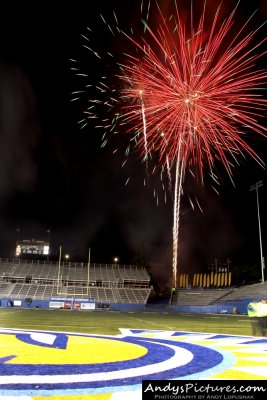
[{"xmin": 72, "ymin": 1, "xmax": 267, "ymax": 288}]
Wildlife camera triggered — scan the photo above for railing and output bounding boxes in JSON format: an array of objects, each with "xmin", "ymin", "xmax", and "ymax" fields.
[
  {"xmin": 0, "ymin": 258, "xmax": 150, "ymax": 289},
  {"xmin": 0, "ymin": 258, "xmax": 148, "ymax": 270}
]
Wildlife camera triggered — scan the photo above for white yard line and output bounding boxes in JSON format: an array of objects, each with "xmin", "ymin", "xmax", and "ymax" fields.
[{"xmin": 125, "ymin": 315, "xmax": 177, "ymax": 331}]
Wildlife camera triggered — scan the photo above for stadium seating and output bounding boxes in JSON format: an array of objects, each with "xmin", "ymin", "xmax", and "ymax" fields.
[
  {"xmin": 172, "ymin": 288, "xmax": 232, "ymax": 306},
  {"xmin": 2, "ymin": 258, "xmax": 266, "ymax": 309},
  {"xmin": 216, "ymin": 281, "xmax": 267, "ymax": 302},
  {"xmin": 0, "ymin": 258, "xmax": 151, "ymax": 305},
  {"xmin": 172, "ymin": 282, "xmax": 267, "ymax": 306}
]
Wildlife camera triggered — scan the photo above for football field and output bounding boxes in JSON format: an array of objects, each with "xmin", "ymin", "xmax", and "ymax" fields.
[
  {"xmin": 0, "ymin": 308, "xmax": 255, "ymax": 336},
  {"xmin": 0, "ymin": 308, "xmax": 267, "ymax": 399}
]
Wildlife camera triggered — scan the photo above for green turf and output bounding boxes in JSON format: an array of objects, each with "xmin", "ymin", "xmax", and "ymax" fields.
[{"xmin": 0, "ymin": 308, "xmax": 255, "ymax": 336}]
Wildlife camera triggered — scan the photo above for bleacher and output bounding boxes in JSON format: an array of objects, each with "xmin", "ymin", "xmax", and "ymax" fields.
[
  {"xmin": 0, "ymin": 283, "xmax": 10, "ymax": 297},
  {"xmin": 2, "ymin": 257, "xmax": 265, "ymax": 309},
  {"xmin": 0, "ymin": 258, "xmax": 151, "ymax": 305},
  {"xmin": 216, "ymin": 281, "xmax": 267, "ymax": 302},
  {"xmin": 172, "ymin": 288, "xmax": 232, "ymax": 306},
  {"xmin": 172, "ymin": 282, "xmax": 267, "ymax": 306}
]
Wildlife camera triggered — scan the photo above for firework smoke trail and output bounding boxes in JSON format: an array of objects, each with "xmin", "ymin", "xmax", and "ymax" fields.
[
  {"xmin": 139, "ymin": 90, "xmax": 149, "ymax": 168},
  {"xmin": 166, "ymin": 155, "xmax": 172, "ymax": 191},
  {"xmin": 173, "ymin": 141, "xmax": 184, "ymax": 288},
  {"xmin": 73, "ymin": 1, "xmax": 267, "ymax": 288}
]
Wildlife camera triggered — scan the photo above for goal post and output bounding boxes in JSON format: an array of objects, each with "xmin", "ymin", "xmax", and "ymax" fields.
[{"xmin": 56, "ymin": 247, "xmax": 91, "ymax": 297}]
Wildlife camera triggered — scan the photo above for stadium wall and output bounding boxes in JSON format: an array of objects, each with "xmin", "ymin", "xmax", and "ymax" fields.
[
  {"xmin": 171, "ymin": 299, "xmax": 253, "ymax": 315},
  {"xmin": 0, "ymin": 298, "xmax": 252, "ymax": 314},
  {"xmin": 0, "ymin": 299, "xmax": 147, "ymax": 312},
  {"xmin": 0, "ymin": 299, "xmax": 49, "ymax": 308},
  {"xmin": 110, "ymin": 303, "xmax": 146, "ymax": 311}
]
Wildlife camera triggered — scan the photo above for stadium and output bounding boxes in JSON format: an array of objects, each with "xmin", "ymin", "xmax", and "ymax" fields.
[{"xmin": 1, "ymin": 251, "xmax": 267, "ymax": 399}]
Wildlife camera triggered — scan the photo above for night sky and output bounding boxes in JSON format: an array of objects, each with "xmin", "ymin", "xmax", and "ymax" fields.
[{"xmin": 0, "ymin": 0, "xmax": 267, "ymax": 285}]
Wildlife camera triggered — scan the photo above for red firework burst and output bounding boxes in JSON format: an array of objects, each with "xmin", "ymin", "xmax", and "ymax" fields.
[
  {"xmin": 119, "ymin": 2, "xmax": 267, "ymax": 181},
  {"xmin": 72, "ymin": 1, "xmax": 267, "ymax": 288}
]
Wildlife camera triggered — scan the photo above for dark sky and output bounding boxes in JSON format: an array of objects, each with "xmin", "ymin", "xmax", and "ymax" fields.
[{"xmin": 0, "ymin": 0, "xmax": 267, "ymax": 284}]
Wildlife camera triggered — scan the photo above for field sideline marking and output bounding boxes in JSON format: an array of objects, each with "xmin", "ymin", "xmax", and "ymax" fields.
[{"xmin": 125, "ymin": 314, "xmax": 178, "ymax": 331}]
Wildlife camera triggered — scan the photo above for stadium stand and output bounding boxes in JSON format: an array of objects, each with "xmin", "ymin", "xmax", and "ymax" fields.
[
  {"xmin": 0, "ymin": 258, "xmax": 151, "ymax": 306},
  {"xmin": 1, "ymin": 258, "xmax": 266, "ymax": 312},
  {"xmin": 172, "ymin": 288, "xmax": 232, "ymax": 306},
  {"xmin": 215, "ymin": 281, "xmax": 267, "ymax": 302},
  {"xmin": 172, "ymin": 281, "xmax": 267, "ymax": 307}
]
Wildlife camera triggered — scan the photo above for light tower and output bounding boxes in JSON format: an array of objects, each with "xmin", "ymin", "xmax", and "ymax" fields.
[{"xmin": 250, "ymin": 180, "xmax": 265, "ymax": 283}]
